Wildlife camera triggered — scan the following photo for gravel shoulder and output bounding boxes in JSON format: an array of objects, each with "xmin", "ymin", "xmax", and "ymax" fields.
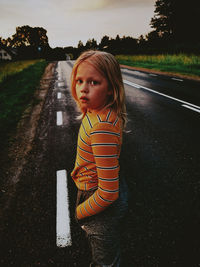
[{"xmin": 0, "ymin": 62, "xmax": 56, "ymax": 217}]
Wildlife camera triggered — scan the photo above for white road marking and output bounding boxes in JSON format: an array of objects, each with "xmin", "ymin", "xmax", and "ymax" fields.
[
  {"xmin": 171, "ymin": 78, "xmax": 183, "ymax": 82},
  {"xmin": 123, "ymin": 79, "xmax": 200, "ymax": 110},
  {"xmin": 57, "ymin": 111, "xmax": 63, "ymax": 126},
  {"xmin": 56, "ymin": 170, "xmax": 72, "ymax": 247},
  {"xmin": 57, "ymin": 92, "xmax": 62, "ymax": 99},
  {"xmin": 58, "ymin": 82, "xmax": 64, "ymax": 87},
  {"xmin": 149, "ymin": 73, "xmax": 157, "ymax": 77},
  {"xmin": 124, "ymin": 80, "xmax": 141, "ymax": 89},
  {"xmin": 182, "ymin": 105, "xmax": 200, "ymax": 114}
]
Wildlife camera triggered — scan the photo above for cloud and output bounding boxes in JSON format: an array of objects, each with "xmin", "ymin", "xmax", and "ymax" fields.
[
  {"xmin": 103, "ymin": 0, "xmax": 155, "ymax": 8},
  {"xmin": 72, "ymin": 0, "xmax": 155, "ymax": 11}
]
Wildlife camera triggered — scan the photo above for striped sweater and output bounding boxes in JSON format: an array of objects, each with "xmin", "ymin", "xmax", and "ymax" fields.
[{"xmin": 71, "ymin": 108, "xmax": 122, "ymax": 220}]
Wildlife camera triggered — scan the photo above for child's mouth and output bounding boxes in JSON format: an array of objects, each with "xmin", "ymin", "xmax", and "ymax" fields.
[{"xmin": 80, "ymin": 96, "xmax": 89, "ymax": 103}]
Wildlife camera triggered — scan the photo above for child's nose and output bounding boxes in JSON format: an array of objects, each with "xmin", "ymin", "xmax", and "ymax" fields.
[{"xmin": 80, "ymin": 82, "xmax": 89, "ymax": 93}]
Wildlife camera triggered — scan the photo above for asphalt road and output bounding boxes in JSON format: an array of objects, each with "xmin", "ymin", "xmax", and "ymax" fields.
[{"xmin": 0, "ymin": 61, "xmax": 200, "ymax": 267}]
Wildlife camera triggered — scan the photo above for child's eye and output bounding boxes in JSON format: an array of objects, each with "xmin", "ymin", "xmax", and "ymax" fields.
[
  {"xmin": 76, "ymin": 79, "xmax": 82, "ymax": 84},
  {"xmin": 90, "ymin": 80, "xmax": 98, "ymax": 86}
]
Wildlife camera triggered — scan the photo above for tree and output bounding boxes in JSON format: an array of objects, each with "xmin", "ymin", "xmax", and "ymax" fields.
[
  {"xmin": 150, "ymin": 0, "xmax": 200, "ymax": 43},
  {"xmin": 146, "ymin": 30, "xmax": 161, "ymax": 43},
  {"xmin": 85, "ymin": 38, "xmax": 98, "ymax": 50},
  {"xmin": 78, "ymin": 40, "xmax": 84, "ymax": 50},
  {"xmin": 10, "ymin": 25, "xmax": 49, "ymax": 48},
  {"xmin": 99, "ymin": 35, "xmax": 110, "ymax": 50},
  {"xmin": 5, "ymin": 25, "xmax": 50, "ymax": 59},
  {"xmin": 103, "ymin": 35, "xmax": 119, "ymax": 54},
  {"xmin": 150, "ymin": 0, "xmax": 172, "ymax": 40},
  {"xmin": 0, "ymin": 37, "xmax": 7, "ymax": 46},
  {"xmin": 120, "ymin": 36, "xmax": 138, "ymax": 54}
]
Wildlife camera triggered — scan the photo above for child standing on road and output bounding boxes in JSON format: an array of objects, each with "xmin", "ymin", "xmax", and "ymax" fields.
[{"xmin": 71, "ymin": 50, "xmax": 128, "ymax": 267}]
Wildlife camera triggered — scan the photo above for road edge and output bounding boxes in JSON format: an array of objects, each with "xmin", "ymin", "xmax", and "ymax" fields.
[
  {"xmin": 0, "ymin": 61, "xmax": 57, "ymax": 217},
  {"xmin": 120, "ymin": 64, "xmax": 200, "ymax": 82}
]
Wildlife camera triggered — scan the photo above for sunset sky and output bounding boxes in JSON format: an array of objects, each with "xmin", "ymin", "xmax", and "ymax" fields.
[{"xmin": 0, "ymin": 0, "xmax": 155, "ymax": 48}]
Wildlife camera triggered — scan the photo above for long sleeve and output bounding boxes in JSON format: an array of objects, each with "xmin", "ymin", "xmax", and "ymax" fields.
[{"xmin": 76, "ymin": 122, "xmax": 121, "ymax": 220}]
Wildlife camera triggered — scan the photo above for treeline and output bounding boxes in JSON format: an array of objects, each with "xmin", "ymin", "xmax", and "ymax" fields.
[
  {"xmin": 1, "ymin": 30, "xmax": 199, "ymax": 61},
  {"xmin": 1, "ymin": 0, "xmax": 200, "ymax": 60}
]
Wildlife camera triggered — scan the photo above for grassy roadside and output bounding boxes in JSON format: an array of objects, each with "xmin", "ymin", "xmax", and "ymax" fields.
[
  {"xmin": 0, "ymin": 60, "xmax": 48, "ymax": 152},
  {"xmin": 116, "ymin": 54, "xmax": 200, "ymax": 79},
  {"xmin": 0, "ymin": 60, "xmax": 42, "ymax": 83}
]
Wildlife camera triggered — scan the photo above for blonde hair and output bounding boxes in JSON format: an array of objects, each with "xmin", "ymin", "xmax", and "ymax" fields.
[{"xmin": 71, "ymin": 50, "xmax": 127, "ymax": 128}]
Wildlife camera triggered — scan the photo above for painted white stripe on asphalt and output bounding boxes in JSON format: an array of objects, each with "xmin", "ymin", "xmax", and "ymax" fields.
[
  {"xmin": 56, "ymin": 170, "xmax": 72, "ymax": 247},
  {"xmin": 57, "ymin": 92, "xmax": 62, "ymax": 99},
  {"xmin": 171, "ymin": 78, "xmax": 183, "ymax": 82},
  {"xmin": 182, "ymin": 105, "xmax": 200, "ymax": 114},
  {"xmin": 123, "ymin": 79, "xmax": 200, "ymax": 110},
  {"xmin": 57, "ymin": 111, "xmax": 63, "ymax": 126},
  {"xmin": 124, "ymin": 80, "xmax": 141, "ymax": 89},
  {"xmin": 58, "ymin": 82, "xmax": 64, "ymax": 87},
  {"xmin": 149, "ymin": 73, "xmax": 157, "ymax": 77}
]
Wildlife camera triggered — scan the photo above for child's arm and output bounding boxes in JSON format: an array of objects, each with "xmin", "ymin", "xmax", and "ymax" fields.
[{"xmin": 76, "ymin": 122, "xmax": 120, "ymax": 220}]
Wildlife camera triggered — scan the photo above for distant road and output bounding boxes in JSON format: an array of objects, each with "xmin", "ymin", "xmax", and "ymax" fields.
[{"xmin": 0, "ymin": 61, "xmax": 199, "ymax": 267}]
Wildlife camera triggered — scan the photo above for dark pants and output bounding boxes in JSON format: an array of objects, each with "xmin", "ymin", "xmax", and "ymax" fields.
[{"xmin": 76, "ymin": 178, "xmax": 129, "ymax": 267}]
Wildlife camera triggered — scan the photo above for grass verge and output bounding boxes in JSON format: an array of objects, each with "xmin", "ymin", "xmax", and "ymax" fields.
[
  {"xmin": 0, "ymin": 60, "xmax": 48, "ymax": 152},
  {"xmin": 0, "ymin": 60, "xmax": 42, "ymax": 83},
  {"xmin": 116, "ymin": 54, "xmax": 200, "ymax": 79}
]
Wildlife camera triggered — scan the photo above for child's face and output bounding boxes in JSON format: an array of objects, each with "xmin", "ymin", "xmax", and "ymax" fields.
[{"xmin": 75, "ymin": 61, "xmax": 111, "ymax": 112}]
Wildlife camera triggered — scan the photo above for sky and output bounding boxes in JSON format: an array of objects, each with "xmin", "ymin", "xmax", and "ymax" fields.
[{"xmin": 0, "ymin": 0, "xmax": 156, "ymax": 48}]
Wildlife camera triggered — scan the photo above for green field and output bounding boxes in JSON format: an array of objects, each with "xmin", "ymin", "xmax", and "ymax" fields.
[
  {"xmin": 0, "ymin": 60, "xmax": 48, "ymax": 151},
  {"xmin": 116, "ymin": 54, "xmax": 200, "ymax": 78}
]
